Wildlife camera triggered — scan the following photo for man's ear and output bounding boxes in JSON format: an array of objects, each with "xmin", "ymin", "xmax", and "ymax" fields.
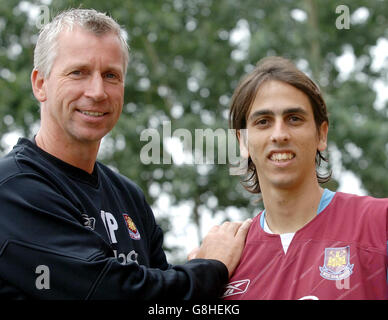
[
  {"xmin": 31, "ymin": 69, "xmax": 47, "ymax": 102},
  {"xmin": 237, "ymin": 129, "xmax": 250, "ymax": 159},
  {"xmin": 317, "ymin": 121, "xmax": 328, "ymax": 152}
]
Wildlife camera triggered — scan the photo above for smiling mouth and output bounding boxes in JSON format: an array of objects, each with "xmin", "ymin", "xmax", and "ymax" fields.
[
  {"xmin": 269, "ymin": 152, "xmax": 295, "ymax": 162},
  {"xmin": 78, "ymin": 110, "xmax": 106, "ymax": 117}
]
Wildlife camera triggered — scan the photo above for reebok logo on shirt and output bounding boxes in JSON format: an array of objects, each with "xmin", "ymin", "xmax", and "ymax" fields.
[{"xmin": 222, "ymin": 279, "xmax": 250, "ymax": 298}]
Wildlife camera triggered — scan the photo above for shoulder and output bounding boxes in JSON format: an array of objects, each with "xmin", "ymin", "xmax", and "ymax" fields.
[
  {"xmin": 0, "ymin": 138, "xmax": 53, "ymax": 186},
  {"xmin": 0, "ymin": 140, "xmax": 77, "ymax": 213},
  {"xmin": 0, "ymin": 167, "xmax": 76, "ymax": 218},
  {"xmin": 0, "ymin": 142, "xmax": 25, "ymax": 185},
  {"xmin": 332, "ymin": 192, "xmax": 388, "ymax": 215},
  {"xmin": 328, "ymin": 192, "xmax": 388, "ymax": 240},
  {"xmin": 0, "ymin": 139, "xmax": 71, "ymax": 201}
]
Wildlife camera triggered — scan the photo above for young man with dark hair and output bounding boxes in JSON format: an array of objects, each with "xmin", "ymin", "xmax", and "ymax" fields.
[{"xmin": 224, "ymin": 56, "xmax": 388, "ymax": 300}]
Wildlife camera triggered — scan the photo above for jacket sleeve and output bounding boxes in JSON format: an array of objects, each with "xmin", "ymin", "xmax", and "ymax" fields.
[{"xmin": 0, "ymin": 174, "xmax": 228, "ymax": 300}]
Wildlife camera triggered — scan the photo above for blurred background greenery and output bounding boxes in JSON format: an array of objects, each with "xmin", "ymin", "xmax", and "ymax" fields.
[{"xmin": 0, "ymin": 0, "xmax": 387, "ymax": 263}]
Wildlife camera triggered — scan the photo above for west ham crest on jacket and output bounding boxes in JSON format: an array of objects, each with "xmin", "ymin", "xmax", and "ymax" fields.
[
  {"xmin": 319, "ymin": 246, "xmax": 354, "ymax": 280},
  {"xmin": 122, "ymin": 214, "xmax": 141, "ymax": 240}
]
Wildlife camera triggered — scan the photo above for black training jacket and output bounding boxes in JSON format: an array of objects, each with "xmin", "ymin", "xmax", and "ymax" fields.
[{"xmin": 0, "ymin": 138, "xmax": 227, "ymax": 299}]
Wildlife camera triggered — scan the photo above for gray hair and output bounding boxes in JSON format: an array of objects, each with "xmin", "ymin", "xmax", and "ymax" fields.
[{"xmin": 33, "ymin": 8, "xmax": 129, "ymax": 78}]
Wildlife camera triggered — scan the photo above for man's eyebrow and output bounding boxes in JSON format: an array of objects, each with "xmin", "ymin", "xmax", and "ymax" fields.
[
  {"xmin": 248, "ymin": 106, "xmax": 308, "ymax": 122},
  {"xmin": 65, "ymin": 63, "xmax": 123, "ymax": 74},
  {"xmin": 64, "ymin": 63, "xmax": 88, "ymax": 70},
  {"xmin": 248, "ymin": 109, "xmax": 274, "ymax": 122},
  {"xmin": 282, "ymin": 107, "xmax": 308, "ymax": 116}
]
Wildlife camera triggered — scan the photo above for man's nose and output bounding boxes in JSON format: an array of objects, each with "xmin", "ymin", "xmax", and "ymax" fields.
[
  {"xmin": 270, "ymin": 120, "xmax": 290, "ymax": 143},
  {"xmin": 84, "ymin": 73, "xmax": 108, "ymax": 101}
]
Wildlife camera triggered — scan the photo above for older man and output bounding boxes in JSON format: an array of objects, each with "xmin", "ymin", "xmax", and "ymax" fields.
[{"xmin": 0, "ymin": 8, "xmax": 251, "ymax": 299}]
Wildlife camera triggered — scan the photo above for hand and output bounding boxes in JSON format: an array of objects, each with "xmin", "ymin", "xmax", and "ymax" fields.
[
  {"xmin": 188, "ymin": 219, "xmax": 252, "ymax": 278},
  {"xmin": 187, "ymin": 247, "xmax": 200, "ymax": 261}
]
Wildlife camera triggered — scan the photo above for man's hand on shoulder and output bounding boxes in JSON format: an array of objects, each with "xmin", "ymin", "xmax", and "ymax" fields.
[{"xmin": 188, "ymin": 219, "xmax": 252, "ymax": 277}]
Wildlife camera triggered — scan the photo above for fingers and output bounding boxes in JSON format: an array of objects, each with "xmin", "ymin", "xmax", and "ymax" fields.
[
  {"xmin": 208, "ymin": 224, "xmax": 220, "ymax": 233},
  {"xmin": 217, "ymin": 219, "xmax": 252, "ymax": 237},
  {"xmin": 222, "ymin": 221, "xmax": 241, "ymax": 236},
  {"xmin": 193, "ymin": 218, "xmax": 253, "ymax": 278},
  {"xmin": 235, "ymin": 218, "xmax": 253, "ymax": 240}
]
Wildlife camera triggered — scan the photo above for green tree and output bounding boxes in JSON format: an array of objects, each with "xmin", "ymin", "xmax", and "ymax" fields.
[{"xmin": 1, "ymin": 0, "xmax": 387, "ymax": 262}]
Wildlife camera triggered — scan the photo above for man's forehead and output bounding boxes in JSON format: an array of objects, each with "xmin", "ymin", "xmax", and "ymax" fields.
[
  {"xmin": 54, "ymin": 27, "xmax": 125, "ymax": 67},
  {"xmin": 56, "ymin": 25, "xmax": 119, "ymax": 45},
  {"xmin": 247, "ymin": 80, "xmax": 312, "ymax": 118}
]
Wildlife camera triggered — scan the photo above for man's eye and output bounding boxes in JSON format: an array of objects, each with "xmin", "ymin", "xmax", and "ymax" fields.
[
  {"xmin": 69, "ymin": 70, "xmax": 82, "ymax": 76},
  {"xmin": 256, "ymin": 118, "xmax": 269, "ymax": 126},
  {"xmin": 289, "ymin": 115, "xmax": 302, "ymax": 123},
  {"xmin": 104, "ymin": 73, "xmax": 119, "ymax": 80}
]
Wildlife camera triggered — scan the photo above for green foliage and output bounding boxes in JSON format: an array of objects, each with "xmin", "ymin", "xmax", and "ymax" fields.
[{"xmin": 1, "ymin": 0, "xmax": 387, "ymax": 261}]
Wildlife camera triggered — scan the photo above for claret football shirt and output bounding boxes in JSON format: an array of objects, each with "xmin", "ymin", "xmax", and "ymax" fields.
[{"xmin": 223, "ymin": 190, "xmax": 388, "ymax": 300}]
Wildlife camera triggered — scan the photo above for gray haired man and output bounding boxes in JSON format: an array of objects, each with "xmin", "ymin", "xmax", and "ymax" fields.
[{"xmin": 0, "ymin": 8, "xmax": 251, "ymax": 299}]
